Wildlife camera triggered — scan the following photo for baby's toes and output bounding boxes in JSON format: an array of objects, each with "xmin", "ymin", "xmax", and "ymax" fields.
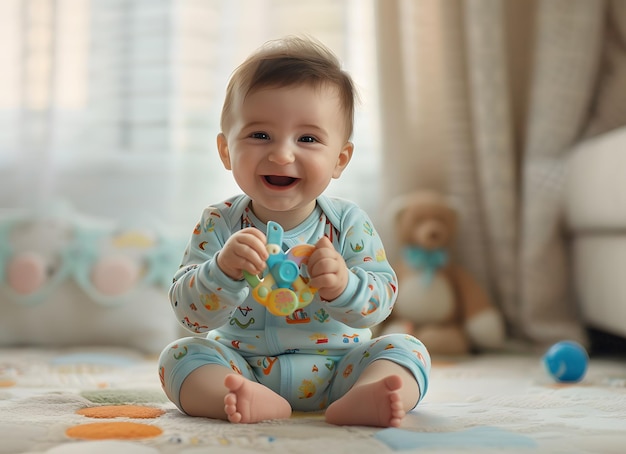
[
  {"xmin": 224, "ymin": 393, "xmax": 239, "ymax": 419},
  {"xmin": 224, "ymin": 392, "xmax": 237, "ymax": 407}
]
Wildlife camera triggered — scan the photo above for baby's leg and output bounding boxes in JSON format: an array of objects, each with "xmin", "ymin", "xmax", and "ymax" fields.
[
  {"xmin": 224, "ymin": 374, "xmax": 292, "ymax": 423},
  {"xmin": 324, "ymin": 360, "xmax": 420, "ymax": 428},
  {"xmin": 179, "ymin": 364, "xmax": 233, "ymax": 419}
]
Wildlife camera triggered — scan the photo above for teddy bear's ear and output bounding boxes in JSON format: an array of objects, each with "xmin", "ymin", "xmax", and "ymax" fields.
[
  {"xmin": 387, "ymin": 193, "xmax": 412, "ymax": 221},
  {"xmin": 388, "ymin": 190, "xmax": 458, "ymax": 221}
]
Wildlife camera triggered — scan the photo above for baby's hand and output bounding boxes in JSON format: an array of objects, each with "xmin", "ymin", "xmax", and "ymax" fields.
[
  {"xmin": 217, "ymin": 228, "xmax": 268, "ymax": 281},
  {"xmin": 307, "ymin": 236, "xmax": 348, "ymax": 302}
]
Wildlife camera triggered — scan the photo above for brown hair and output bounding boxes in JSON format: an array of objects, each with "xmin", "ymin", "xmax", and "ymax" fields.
[{"xmin": 220, "ymin": 36, "xmax": 357, "ymax": 140}]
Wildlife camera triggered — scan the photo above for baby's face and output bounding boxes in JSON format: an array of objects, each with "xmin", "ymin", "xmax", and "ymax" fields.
[{"xmin": 219, "ymin": 84, "xmax": 353, "ymax": 229}]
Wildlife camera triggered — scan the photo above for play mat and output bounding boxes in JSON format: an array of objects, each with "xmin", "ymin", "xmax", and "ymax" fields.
[{"xmin": 1, "ymin": 347, "xmax": 625, "ymax": 453}]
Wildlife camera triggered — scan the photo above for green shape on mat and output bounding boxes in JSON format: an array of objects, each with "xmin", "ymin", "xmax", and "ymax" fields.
[
  {"xmin": 81, "ymin": 389, "xmax": 169, "ymax": 404},
  {"xmin": 374, "ymin": 426, "xmax": 538, "ymax": 450}
]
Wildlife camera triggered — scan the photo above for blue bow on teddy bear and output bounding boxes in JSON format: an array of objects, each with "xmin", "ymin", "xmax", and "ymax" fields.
[{"xmin": 403, "ymin": 246, "xmax": 448, "ymax": 285}]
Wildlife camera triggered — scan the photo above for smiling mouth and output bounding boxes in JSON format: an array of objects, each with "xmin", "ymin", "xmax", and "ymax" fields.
[{"xmin": 264, "ymin": 175, "xmax": 299, "ymax": 187}]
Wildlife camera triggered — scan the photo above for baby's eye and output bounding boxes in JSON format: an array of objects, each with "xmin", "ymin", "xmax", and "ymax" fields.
[
  {"xmin": 299, "ymin": 136, "xmax": 317, "ymax": 143},
  {"xmin": 251, "ymin": 132, "xmax": 270, "ymax": 140}
]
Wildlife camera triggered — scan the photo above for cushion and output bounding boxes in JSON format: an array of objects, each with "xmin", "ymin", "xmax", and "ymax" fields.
[
  {"xmin": 564, "ymin": 126, "xmax": 626, "ymax": 232},
  {"xmin": 0, "ymin": 203, "xmax": 185, "ymax": 353},
  {"xmin": 572, "ymin": 234, "xmax": 626, "ymax": 338}
]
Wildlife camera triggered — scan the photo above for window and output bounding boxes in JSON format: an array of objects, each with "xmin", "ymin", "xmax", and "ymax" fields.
[{"xmin": 0, "ymin": 0, "xmax": 380, "ymax": 234}]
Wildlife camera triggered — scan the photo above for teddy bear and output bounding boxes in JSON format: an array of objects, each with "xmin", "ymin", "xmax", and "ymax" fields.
[{"xmin": 380, "ymin": 190, "xmax": 506, "ymax": 355}]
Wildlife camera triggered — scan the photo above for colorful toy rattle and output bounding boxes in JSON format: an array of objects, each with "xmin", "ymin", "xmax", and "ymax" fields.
[{"xmin": 243, "ymin": 221, "xmax": 317, "ymax": 316}]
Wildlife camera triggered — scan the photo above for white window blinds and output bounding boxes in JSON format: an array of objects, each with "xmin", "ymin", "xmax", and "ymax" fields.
[{"xmin": 0, "ymin": 0, "xmax": 380, "ymax": 233}]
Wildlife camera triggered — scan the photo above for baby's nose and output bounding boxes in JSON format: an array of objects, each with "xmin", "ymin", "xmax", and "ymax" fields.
[{"xmin": 268, "ymin": 142, "xmax": 295, "ymax": 164}]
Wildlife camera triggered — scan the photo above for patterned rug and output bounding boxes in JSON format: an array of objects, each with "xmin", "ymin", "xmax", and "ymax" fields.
[{"xmin": 1, "ymin": 347, "xmax": 625, "ymax": 453}]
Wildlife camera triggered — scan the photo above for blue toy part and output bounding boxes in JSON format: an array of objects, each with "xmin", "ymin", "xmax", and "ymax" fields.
[
  {"xmin": 542, "ymin": 340, "xmax": 589, "ymax": 383},
  {"xmin": 243, "ymin": 221, "xmax": 316, "ymax": 316},
  {"xmin": 266, "ymin": 222, "xmax": 284, "ymax": 255},
  {"xmin": 272, "ymin": 259, "xmax": 300, "ymax": 288}
]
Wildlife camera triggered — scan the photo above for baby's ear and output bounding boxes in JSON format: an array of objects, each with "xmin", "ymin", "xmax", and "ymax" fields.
[
  {"xmin": 217, "ymin": 133, "xmax": 232, "ymax": 170},
  {"xmin": 332, "ymin": 141, "xmax": 354, "ymax": 178}
]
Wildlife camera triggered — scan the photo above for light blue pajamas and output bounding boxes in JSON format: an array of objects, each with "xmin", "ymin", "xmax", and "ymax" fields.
[{"xmin": 158, "ymin": 194, "xmax": 430, "ymax": 413}]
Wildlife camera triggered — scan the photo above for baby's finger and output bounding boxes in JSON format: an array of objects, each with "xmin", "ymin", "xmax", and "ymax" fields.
[
  {"xmin": 308, "ymin": 272, "xmax": 330, "ymax": 290},
  {"xmin": 315, "ymin": 235, "xmax": 334, "ymax": 250},
  {"xmin": 239, "ymin": 229, "xmax": 269, "ymax": 260},
  {"xmin": 241, "ymin": 227, "xmax": 267, "ymax": 243},
  {"xmin": 233, "ymin": 246, "xmax": 266, "ymax": 273},
  {"xmin": 308, "ymin": 254, "xmax": 334, "ymax": 278},
  {"xmin": 240, "ymin": 260, "xmax": 265, "ymax": 277}
]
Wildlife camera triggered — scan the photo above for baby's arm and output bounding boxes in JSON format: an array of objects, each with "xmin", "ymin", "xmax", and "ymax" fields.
[
  {"xmin": 169, "ymin": 208, "xmax": 266, "ymax": 334},
  {"xmin": 311, "ymin": 207, "xmax": 398, "ymax": 328}
]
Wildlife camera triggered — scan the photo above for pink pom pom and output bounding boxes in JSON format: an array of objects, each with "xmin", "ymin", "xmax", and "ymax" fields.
[
  {"xmin": 91, "ymin": 255, "xmax": 140, "ymax": 296},
  {"xmin": 6, "ymin": 252, "xmax": 48, "ymax": 295}
]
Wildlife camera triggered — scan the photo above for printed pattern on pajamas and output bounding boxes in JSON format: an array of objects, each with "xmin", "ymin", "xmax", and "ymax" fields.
[
  {"xmin": 159, "ymin": 333, "xmax": 430, "ymax": 412},
  {"xmin": 158, "ymin": 194, "xmax": 431, "ymax": 414}
]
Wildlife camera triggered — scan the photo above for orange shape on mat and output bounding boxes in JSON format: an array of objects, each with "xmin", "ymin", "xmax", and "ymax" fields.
[
  {"xmin": 77, "ymin": 405, "xmax": 165, "ymax": 419},
  {"xmin": 66, "ymin": 422, "xmax": 163, "ymax": 440},
  {"xmin": 0, "ymin": 379, "xmax": 16, "ymax": 387}
]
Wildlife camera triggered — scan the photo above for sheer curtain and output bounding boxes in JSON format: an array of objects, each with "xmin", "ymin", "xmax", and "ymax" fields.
[{"xmin": 0, "ymin": 0, "xmax": 381, "ymax": 235}]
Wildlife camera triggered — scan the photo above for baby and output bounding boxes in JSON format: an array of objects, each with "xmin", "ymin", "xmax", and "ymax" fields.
[{"xmin": 158, "ymin": 36, "xmax": 430, "ymax": 428}]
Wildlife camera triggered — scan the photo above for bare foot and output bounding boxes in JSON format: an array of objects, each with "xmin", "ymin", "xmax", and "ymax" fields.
[
  {"xmin": 223, "ymin": 374, "xmax": 292, "ymax": 423},
  {"xmin": 324, "ymin": 375, "xmax": 407, "ymax": 427}
]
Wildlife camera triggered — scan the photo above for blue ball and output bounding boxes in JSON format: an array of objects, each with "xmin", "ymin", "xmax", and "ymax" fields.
[{"xmin": 542, "ymin": 341, "xmax": 589, "ymax": 383}]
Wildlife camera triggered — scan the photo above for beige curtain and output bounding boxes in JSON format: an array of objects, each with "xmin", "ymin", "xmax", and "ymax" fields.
[{"xmin": 376, "ymin": 0, "xmax": 625, "ymax": 347}]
